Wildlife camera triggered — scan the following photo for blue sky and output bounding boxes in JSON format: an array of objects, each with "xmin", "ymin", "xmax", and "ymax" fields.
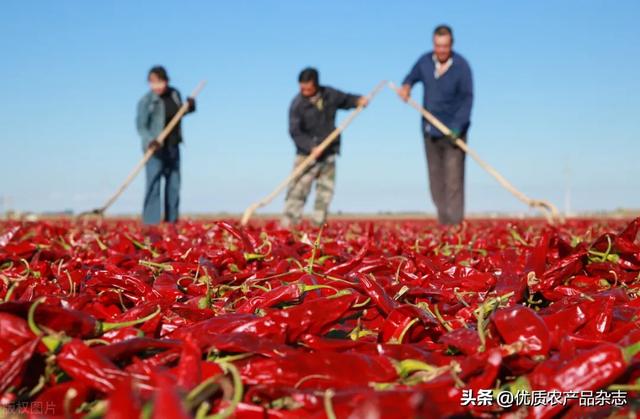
[{"xmin": 1, "ymin": 0, "xmax": 638, "ymax": 215}]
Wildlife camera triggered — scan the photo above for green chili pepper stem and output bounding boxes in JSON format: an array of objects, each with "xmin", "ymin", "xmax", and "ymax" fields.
[
  {"xmin": 323, "ymin": 389, "xmax": 337, "ymax": 419},
  {"xmin": 300, "ymin": 283, "xmax": 340, "ymax": 294},
  {"xmin": 294, "ymin": 374, "xmax": 332, "ymax": 388},
  {"xmin": 100, "ymin": 305, "xmax": 161, "ymax": 333},
  {"xmin": 127, "ymin": 234, "xmax": 159, "ymax": 258},
  {"xmin": 453, "ymin": 287, "xmax": 471, "ymax": 307},
  {"xmin": 27, "ymin": 375, "xmax": 46, "ymax": 398},
  {"xmin": 94, "ymin": 236, "xmax": 107, "ymax": 251},
  {"xmin": 304, "ymin": 228, "xmax": 324, "ymax": 274},
  {"xmin": 395, "ymin": 359, "xmax": 437, "ymax": 378},
  {"xmin": 587, "ymin": 250, "xmax": 620, "ymax": 263},
  {"xmin": 207, "ymin": 362, "xmax": 243, "ymax": 419},
  {"xmin": 4, "ymin": 281, "xmax": 17, "ymax": 302},
  {"xmin": 326, "ymin": 289, "xmax": 353, "ymax": 300},
  {"xmin": 210, "ymin": 353, "xmax": 254, "ymax": 363},
  {"xmin": 623, "ymin": 341, "xmax": 640, "ymax": 363},
  {"xmin": 476, "ymin": 307, "xmax": 487, "ymax": 353},
  {"xmin": 393, "ymin": 285, "xmax": 410, "ymax": 301},
  {"xmin": 138, "ymin": 260, "xmax": 173, "ymax": 271},
  {"xmin": 84, "ymin": 339, "xmax": 111, "ymax": 346},
  {"xmin": 140, "ymin": 402, "xmax": 153, "ymax": 419},
  {"xmin": 195, "ymin": 402, "xmax": 211, "ymax": 419},
  {"xmin": 243, "ymin": 252, "xmax": 266, "ymax": 261},
  {"xmin": 608, "ymin": 382, "xmax": 640, "ymax": 392},
  {"xmin": 27, "ymin": 297, "xmax": 46, "ymax": 336},
  {"xmin": 82, "ymin": 400, "xmax": 107, "ymax": 419},
  {"xmin": 187, "ymin": 377, "xmax": 220, "ymax": 404},
  {"xmin": 352, "ymin": 297, "xmax": 371, "ymax": 308},
  {"xmin": 392, "ymin": 318, "xmax": 419, "ymax": 344},
  {"xmin": 19, "ymin": 258, "xmax": 31, "ymax": 280},
  {"xmin": 433, "ymin": 304, "xmax": 454, "ymax": 332},
  {"xmin": 503, "ymin": 376, "xmax": 532, "ymax": 395},
  {"xmin": 63, "ymin": 388, "xmax": 78, "ymax": 418},
  {"xmin": 27, "ymin": 298, "xmax": 65, "ymax": 353}
]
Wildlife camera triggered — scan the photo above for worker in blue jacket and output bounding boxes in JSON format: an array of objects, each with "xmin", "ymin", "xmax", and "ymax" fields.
[
  {"xmin": 397, "ymin": 25, "xmax": 473, "ymax": 225},
  {"xmin": 136, "ymin": 66, "xmax": 195, "ymax": 224}
]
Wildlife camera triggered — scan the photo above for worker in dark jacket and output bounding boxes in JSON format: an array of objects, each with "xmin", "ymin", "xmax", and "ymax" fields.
[
  {"xmin": 283, "ymin": 67, "xmax": 368, "ymax": 227},
  {"xmin": 136, "ymin": 66, "xmax": 195, "ymax": 225},
  {"xmin": 397, "ymin": 25, "xmax": 473, "ymax": 225}
]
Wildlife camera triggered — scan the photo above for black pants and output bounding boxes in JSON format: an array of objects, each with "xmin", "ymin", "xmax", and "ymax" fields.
[{"xmin": 424, "ymin": 133, "xmax": 466, "ymax": 225}]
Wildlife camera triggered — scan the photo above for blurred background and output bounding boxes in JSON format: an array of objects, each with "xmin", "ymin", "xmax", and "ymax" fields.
[{"xmin": 1, "ymin": 0, "xmax": 638, "ymax": 218}]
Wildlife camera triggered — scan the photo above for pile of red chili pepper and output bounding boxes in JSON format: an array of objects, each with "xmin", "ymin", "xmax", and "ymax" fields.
[{"xmin": 0, "ymin": 217, "xmax": 639, "ymax": 418}]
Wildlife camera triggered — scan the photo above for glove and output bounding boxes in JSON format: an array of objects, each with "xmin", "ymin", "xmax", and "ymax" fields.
[
  {"xmin": 447, "ymin": 129, "xmax": 461, "ymax": 141},
  {"xmin": 147, "ymin": 139, "xmax": 162, "ymax": 151},
  {"xmin": 187, "ymin": 97, "xmax": 196, "ymax": 112}
]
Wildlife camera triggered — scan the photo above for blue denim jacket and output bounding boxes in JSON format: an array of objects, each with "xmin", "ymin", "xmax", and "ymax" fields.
[{"xmin": 136, "ymin": 87, "xmax": 185, "ymax": 152}]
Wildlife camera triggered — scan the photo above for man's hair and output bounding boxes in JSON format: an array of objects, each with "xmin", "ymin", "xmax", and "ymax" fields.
[
  {"xmin": 433, "ymin": 25, "xmax": 454, "ymax": 43},
  {"xmin": 148, "ymin": 65, "xmax": 169, "ymax": 82},
  {"xmin": 298, "ymin": 67, "xmax": 319, "ymax": 86}
]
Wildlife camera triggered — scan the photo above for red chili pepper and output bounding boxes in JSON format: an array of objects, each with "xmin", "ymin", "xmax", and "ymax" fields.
[
  {"xmin": 33, "ymin": 381, "xmax": 90, "ymax": 418},
  {"xmin": 579, "ymin": 295, "xmax": 615, "ymax": 337},
  {"xmin": 174, "ymin": 334, "xmax": 202, "ymax": 390},
  {"xmin": 357, "ymin": 274, "xmax": 397, "ymax": 314},
  {"xmin": 0, "ymin": 338, "xmax": 38, "ymax": 393},
  {"xmin": 534, "ymin": 252, "xmax": 585, "ymax": 292},
  {"xmin": 492, "ymin": 305, "xmax": 550, "ymax": 356},
  {"xmin": 524, "ymin": 229, "xmax": 551, "ymax": 276},
  {"xmin": 0, "ymin": 312, "xmax": 34, "ymax": 347},
  {"xmin": 542, "ymin": 303, "xmax": 587, "ymax": 348},
  {"xmin": 57, "ymin": 339, "xmax": 129, "ymax": 393},
  {"xmin": 1, "ymin": 216, "xmax": 639, "ymax": 416},
  {"xmin": 324, "ymin": 236, "xmax": 371, "ymax": 275},
  {"xmin": 439, "ymin": 327, "xmax": 482, "ymax": 355},
  {"xmin": 240, "ymin": 351, "xmax": 397, "ymax": 389},
  {"xmin": 217, "ymin": 221, "xmax": 257, "ymax": 253},
  {"xmin": 152, "ymin": 371, "xmax": 191, "ymax": 419},
  {"xmin": 236, "ymin": 281, "xmax": 336, "ymax": 314},
  {"xmin": 525, "ymin": 341, "xmax": 640, "ymax": 418},
  {"xmin": 94, "ymin": 337, "xmax": 182, "ymax": 362},
  {"xmin": 105, "ymin": 377, "xmax": 142, "ymax": 419},
  {"xmin": 379, "ymin": 304, "xmax": 440, "ymax": 344}
]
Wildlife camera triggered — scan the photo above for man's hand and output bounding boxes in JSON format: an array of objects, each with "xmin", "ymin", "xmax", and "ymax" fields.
[
  {"xmin": 357, "ymin": 96, "xmax": 369, "ymax": 108},
  {"xmin": 397, "ymin": 84, "xmax": 411, "ymax": 102},
  {"xmin": 447, "ymin": 129, "xmax": 461, "ymax": 141},
  {"xmin": 187, "ymin": 97, "xmax": 196, "ymax": 111},
  {"xmin": 147, "ymin": 139, "xmax": 161, "ymax": 151},
  {"xmin": 310, "ymin": 146, "xmax": 323, "ymax": 160}
]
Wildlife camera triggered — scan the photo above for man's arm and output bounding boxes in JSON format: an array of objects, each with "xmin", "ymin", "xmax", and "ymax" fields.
[
  {"xmin": 449, "ymin": 62, "xmax": 473, "ymax": 136},
  {"xmin": 332, "ymin": 87, "xmax": 363, "ymax": 110},
  {"xmin": 289, "ymin": 101, "xmax": 315, "ymax": 155},
  {"xmin": 398, "ymin": 56, "xmax": 424, "ymax": 101}
]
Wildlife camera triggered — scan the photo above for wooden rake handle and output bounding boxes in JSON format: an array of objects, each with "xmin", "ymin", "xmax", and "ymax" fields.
[
  {"xmin": 240, "ymin": 80, "xmax": 387, "ymax": 226},
  {"xmin": 388, "ymin": 82, "xmax": 561, "ymax": 223}
]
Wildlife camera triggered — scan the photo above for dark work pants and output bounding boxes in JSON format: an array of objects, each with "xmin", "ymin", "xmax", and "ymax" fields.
[
  {"xmin": 424, "ymin": 133, "xmax": 466, "ymax": 225},
  {"xmin": 143, "ymin": 145, "xmax": 180, "ymax": 225}
]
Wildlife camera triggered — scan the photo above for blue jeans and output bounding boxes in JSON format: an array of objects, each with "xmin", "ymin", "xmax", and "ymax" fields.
[{"xmin": 142, "ymin": 145, "xmax": 180, "ymax": 224}]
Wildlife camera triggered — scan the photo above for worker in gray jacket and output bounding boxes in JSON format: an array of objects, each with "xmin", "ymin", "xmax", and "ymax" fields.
[
  {"xmin": 283, "ymin": 67, "xmax": 368, "ymax": 227},
  {"xmin": 136, "ymin": 66, "xmax": 195, "ymax": 225}
]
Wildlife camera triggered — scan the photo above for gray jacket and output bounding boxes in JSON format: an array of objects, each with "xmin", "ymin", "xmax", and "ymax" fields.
[
  {"xmin": 136, "ymin": 87, "xmax": 193, "ymax": 151},
  {"xmin": 289, "ymin": 86, "xmax": 360, "ymax": 158}
]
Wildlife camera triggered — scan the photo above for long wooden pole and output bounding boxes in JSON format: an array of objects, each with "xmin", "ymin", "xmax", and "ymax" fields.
[
  {"xmin": 86, "ymin": 81, "xmax": 206, "ymax": 216},
  {"xmin": 240, "ymin": 80, "xmax": 386, "ymax": 225},
  {"xmin": 388, "ymin": 81, "xmax": 560, "ymax": 223}
]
